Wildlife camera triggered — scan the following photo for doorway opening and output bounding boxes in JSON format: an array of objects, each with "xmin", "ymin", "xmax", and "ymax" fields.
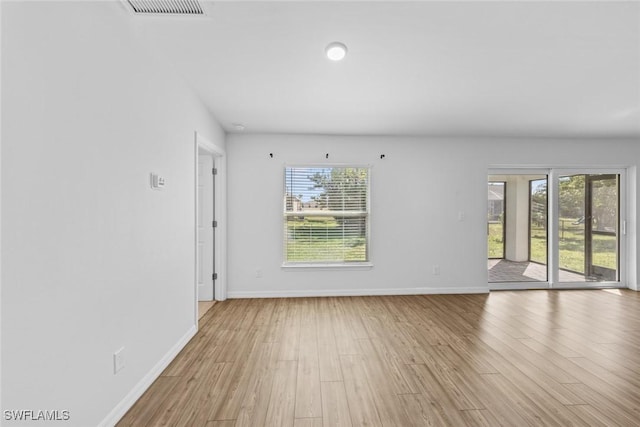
[
  {"xmin": 488, "ymin": 174, "xmax": 548, "ymax": 283},
  {"xmin": 194, "ymin": 131, "xmax": 227, "ymax": 325},
  {"xmin": 488, "ymin": 169, "xmax": 624, "ymax": 288},
  {"xmin": 197, "ymin": 149, "xmax": 215, "ymax": 301}
]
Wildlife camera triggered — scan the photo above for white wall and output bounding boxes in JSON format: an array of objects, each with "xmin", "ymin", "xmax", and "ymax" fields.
[
  {"xmin": 1, "ymin": 2, "xmax": 224, "ymax": 426},
  {"xmin": 226, "ymin": 134, "xmax": 639, "ymax": 297}
]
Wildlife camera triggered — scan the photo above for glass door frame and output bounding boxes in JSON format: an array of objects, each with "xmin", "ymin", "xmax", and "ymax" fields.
[
  {"xmin": 488, "ymin": 180, "xmax": 506, "ymax": 260},
  {"xmin": 550, "ymin": 168, "xmax": 626, "ymax": 289},
  {"xmin": 488, "ymin": 169, "xmax": 551, "ymax": 290},
  {"xmin": 488, "ymin": 167, "xmax": 627, "ymax": 290},
  {"xmin": 586, "ymin": 174, "xmax": 618, "ymax": 280}
]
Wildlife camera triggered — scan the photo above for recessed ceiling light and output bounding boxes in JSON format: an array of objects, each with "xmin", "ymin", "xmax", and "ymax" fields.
[
  {"xmin": 325, "ymin": 42, "xmax": 347, "ymax": 61},
  {"xmin": 232, "ymin": 123, "xmax": 245, "ymax": 131}
]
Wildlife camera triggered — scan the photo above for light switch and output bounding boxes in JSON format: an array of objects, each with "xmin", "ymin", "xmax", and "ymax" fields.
[{"xmin": 113, "ymin": 347, "xmax": 125, "ymax": 374}]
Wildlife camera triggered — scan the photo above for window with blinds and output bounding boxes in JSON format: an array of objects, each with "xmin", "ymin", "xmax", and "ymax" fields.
[{"xmin": 284, "ymin": 166, "xmax": 370, "ymax": 264}]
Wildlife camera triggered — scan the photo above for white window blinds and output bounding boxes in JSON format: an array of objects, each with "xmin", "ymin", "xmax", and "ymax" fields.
[{"xmin": 284, "ymin": 166, "xmax": 369, "ymax": 264}]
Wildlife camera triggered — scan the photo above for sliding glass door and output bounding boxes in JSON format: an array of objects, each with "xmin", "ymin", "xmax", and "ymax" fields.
[
  {"xmin": 586, "ymin": 174, "xmax": 619, "ymax": 281},
  {"xmin": 557, "ymin": 173, "xmax": 620, "ymax": 283},
  {"xmin": 489, "ymin": 169, "xmax": 624, "ymax": 288}
]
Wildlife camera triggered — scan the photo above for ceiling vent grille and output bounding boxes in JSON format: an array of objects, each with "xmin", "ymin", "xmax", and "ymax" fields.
[{"xmin": 126, "ymin": 0, "xmax": 204, "ymax": 16}]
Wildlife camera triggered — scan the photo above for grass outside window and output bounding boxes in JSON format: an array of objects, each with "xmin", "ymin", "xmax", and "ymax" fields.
[
  {"xmin": 489, "ymin": 220, "xmax": 616, "ymax": 274},
  {"xmin": 286, "ymin": 216, "xmax": 367, "ymax": 262}
]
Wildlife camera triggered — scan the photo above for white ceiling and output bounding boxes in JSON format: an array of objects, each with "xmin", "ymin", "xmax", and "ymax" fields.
[{"xmin": 131, "ymin": 1, "xmax": 640, "ymax": 138}]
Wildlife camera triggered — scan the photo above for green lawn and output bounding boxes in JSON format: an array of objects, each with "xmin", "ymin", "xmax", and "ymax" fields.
[
  {"xmin": 290, "ymin": 215, "xmax": 616, "ymax": 269},
  {"xmin": 529, "ymin": 226, "xmax": 547, "ymax": 264},
  {"xmin": 557, "ymin": 219, "xmax": 616, "ymax": 273},
  {"xmin": 489, "ymin": 220, "xmax": 616, "ymax": 274},
  {"xmin": 487, "ymin": 222, "xmax": 504, "ymax": 259},
  {"xmin": 286, "ymin": 216, "xmax": 366, "ymax": 262}
]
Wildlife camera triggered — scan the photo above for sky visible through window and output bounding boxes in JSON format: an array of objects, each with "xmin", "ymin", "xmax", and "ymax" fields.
[{"xmin": 285, "ymin": 167, "xmax": 328, "ymax": 202}]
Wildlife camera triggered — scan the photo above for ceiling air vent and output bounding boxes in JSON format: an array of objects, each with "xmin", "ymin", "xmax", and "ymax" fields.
[{"xmin": 125, "ymin": 0, "xmax": 205, "ymax": 16}]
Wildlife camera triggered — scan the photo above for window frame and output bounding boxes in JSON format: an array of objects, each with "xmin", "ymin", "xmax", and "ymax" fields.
[{"xmin": 282, "ymin": 164, "xmax": 372, "ymax": 268}]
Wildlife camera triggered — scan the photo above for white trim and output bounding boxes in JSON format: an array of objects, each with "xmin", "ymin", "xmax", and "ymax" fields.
[
  {"xmin": 227, "ymin": 287, "xmax": 487, "ymax": 299},
  {"xmin": 627, "ymin": 166, "xmax": 637, "ymax": 291},
  {"xmin": 550, "ymin": 169, "xmax": 559, "ymax": 285},
  {"xmin": 195, "ymin": 131, "xmax": 227, "ymax": 304},
  {"xmin": 98, "ymin": 325, "xmax": 197, "ymax": 427},
  {"xmin": 490, "ymin": 283, "xmax": 551, "ymax": 291},
  {"xmin": 489, "ymin": 165, "xmax": 630, "ymax": 172},
  {"xmin": 490, "ymin": 282, "xmax": 628, "ymax": 291},
  {"xmin": 197, "ymin": 131, "xmax": 224, "ymax": 156},
  {"xmin": 281, "ymin": 262, "xmax": 373, "ymax": 270},
  {"xmin": 551, "ymin": 283, "xmax": 627, "ymax": 290}
]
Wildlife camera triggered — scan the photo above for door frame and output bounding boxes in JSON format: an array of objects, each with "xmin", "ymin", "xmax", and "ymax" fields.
[
  {"xmin": 488, "ymin": 169, "xmax": 551, "ymax": 289},
  {"xmin": 585, "ymin": 174, "xmax": 618, "ymax": 280},
  {"xmin": 551, "ymin": 168, "xmax": 626, "ymax": 289},
  {"xmin": 487, "ymin": 180, "xmax": 507, "ymax": 260},
  {"xmin": 197, "ymin": 151, "xmax": 214, "ymax": 301},
  {"xmin": 488, "ymin": 167, "xmax": 628, "ymax": 290},
  {"xmin": 194, "ymin": 131, "xmax": 227, "ymax": 325}
]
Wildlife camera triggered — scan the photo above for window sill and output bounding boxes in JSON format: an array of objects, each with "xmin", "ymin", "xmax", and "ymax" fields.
[{"xmin": 281, "ymin": 262, "xmax": 373, "ymax": 271}]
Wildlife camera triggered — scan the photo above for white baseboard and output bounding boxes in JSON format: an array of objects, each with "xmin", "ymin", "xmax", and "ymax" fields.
[
  {"xmin": 98, "ymin": 324, "xmax": 197, "ymax": 427},
  {"xmin": 227, "ymin": 286, "xmax": 488, "ymax": 299}
]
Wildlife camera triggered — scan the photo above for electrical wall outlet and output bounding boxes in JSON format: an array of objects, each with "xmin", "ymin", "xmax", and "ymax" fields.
[
  {"xmin": 150, "ymin": 173, "xmax": 166, "ymax": 190},
  {"xmin": 113, "ymin": 347, "xmax": 125, "ymax": 374},
  {"xmin": 433, "ymin": 265, "xmax": 441, "ymax": 276}
]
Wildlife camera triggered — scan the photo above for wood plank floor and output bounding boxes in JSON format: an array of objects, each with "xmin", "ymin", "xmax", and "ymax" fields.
[
  {"xmin": 199, "ymin": 301, "xmax": 216, "ymax": 320},
  {"xmin": 117, "ymin": 290, "xmax": 640, "ymax": 426}
]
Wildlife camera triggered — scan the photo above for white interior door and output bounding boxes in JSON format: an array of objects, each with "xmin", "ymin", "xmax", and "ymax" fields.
[{"xmin": 197, "ymin": 153, "xmax": 214, "ymax": 300}]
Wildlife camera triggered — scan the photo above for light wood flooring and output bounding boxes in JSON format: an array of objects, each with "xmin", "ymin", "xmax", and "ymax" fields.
[
  {"xmin": 118, "ymin": 290, "xmax": 640, "ymax": 426},
  {"xmin": 199, "ymin": 301, "xmax": 216, "ymax": 320}
]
